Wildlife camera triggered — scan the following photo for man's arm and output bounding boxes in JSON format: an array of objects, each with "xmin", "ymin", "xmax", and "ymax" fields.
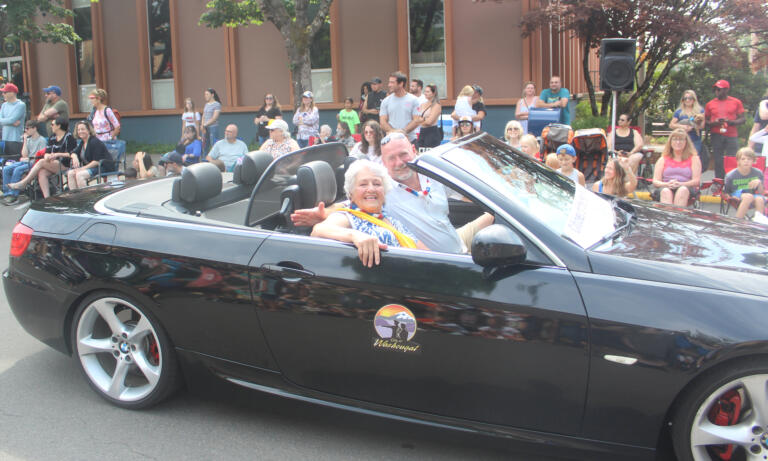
[
  {"xmin": 558, "ymin": 89, "xmax": 570, "ymax": 108},
  {"xmin": 0, "ymin": 102, "xmax": 25, "ymax": 125},
  {"xmin": 20, "ymin": 134, "xmax": 29, "ymax": 158},
  {"xmin": 291, "ymin": 201, "xmax": 344, "ymax": 227}
]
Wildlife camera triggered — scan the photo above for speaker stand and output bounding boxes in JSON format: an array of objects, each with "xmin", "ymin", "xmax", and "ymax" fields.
[{"xmin": 610, "ymin": 90, "xmax": 618, "ymax": 159}]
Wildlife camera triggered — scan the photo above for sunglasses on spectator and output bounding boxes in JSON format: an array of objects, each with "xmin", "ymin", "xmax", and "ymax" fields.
[
  {"xmin": 682, "ymin": 96, "xmax": 694, "ymax": 100},
  {"xmin": 380, "ymin": 132, "xmax": 407, "ymax": 145},
  {"xmin": 507, "ymin": 127, "xmax": 520, "ymax": 131},
  {"xmin": 265, "ymin": 96, "xmax": 274, "ymax": 100}
]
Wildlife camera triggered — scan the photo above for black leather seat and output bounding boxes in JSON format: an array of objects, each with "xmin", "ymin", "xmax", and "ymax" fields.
[
  {"xmin": 171, "ymin": 163, "xmax": 223, "ymax": 213},
  {"xmin": 279, "ymin": 160, "xmax": 337, "ymax": 233},
  {"xmin": 172, "ymin": 152, "xmax": 273, "ymax": 214}
]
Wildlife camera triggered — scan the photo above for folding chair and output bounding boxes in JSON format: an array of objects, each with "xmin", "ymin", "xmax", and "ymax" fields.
[
  {"xmin": 703, "ymin": 156, "xmax": 767, "ymax": 215},
  {"xmin": 87, "ymin": 139, "xmax": 127, "ymax": 184}
]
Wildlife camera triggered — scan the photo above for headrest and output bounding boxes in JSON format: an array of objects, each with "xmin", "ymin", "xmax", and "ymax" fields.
[
  {"xmin": 336, "ymin": 156, "xmax": 357, "ymax": 200},
  {"xmin": 296, "ymin": 161, "xmax": 337, "ymax": 209},
  {"xmin": 233, "ymin": 151, "xmax": 273, "ymax": 185},
  {"xmin": 178, "ymin": 162, "xmax": 222, "ymax": 203}
]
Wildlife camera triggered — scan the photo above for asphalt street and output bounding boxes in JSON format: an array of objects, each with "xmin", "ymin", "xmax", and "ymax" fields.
[{"xmin": 0, "ymin": 184, "xmax": 728, "ymax": 460}]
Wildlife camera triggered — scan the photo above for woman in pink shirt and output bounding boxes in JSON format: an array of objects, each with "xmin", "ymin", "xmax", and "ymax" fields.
[
  {"xmin": 652, "ymin": 128, "xmax": 702, "ymax": 206},
  {"xmin": 87, "ymin": 89, "xmax": 120, "ymax": 142}
]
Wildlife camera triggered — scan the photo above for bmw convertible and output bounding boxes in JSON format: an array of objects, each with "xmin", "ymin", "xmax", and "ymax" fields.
[{"xmin": 5, "ymin": 134, "xmax": 768, "ymax": 461}]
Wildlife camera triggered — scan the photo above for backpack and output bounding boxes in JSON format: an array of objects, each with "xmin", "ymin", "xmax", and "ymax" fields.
[{"xmin": 87, "ymin": 106, "xmax": 121, "ymax": 134}]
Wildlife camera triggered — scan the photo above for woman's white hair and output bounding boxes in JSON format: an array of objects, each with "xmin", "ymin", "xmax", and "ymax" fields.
[{"xmin": 343, "ymin": 159, "xmax": 392, "ymax": 199}]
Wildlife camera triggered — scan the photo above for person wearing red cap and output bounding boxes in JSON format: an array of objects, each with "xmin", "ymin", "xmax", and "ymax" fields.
[
  {"xmin": 0, "ymin": 83, "xmax": 26, "ymax": 142},
  {"xmin": 705, "ymin": 79, "xmax": 746, "ymax": 179}
]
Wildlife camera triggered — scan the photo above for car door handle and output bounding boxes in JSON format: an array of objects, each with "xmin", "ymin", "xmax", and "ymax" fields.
[{"xmin": 260, "ymin": 264, "xmax": 315, "ymax": 281}]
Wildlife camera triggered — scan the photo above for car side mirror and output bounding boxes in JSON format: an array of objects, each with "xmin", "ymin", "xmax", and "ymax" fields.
[{"xmin": 471, "ymin": 224, "xmax": 527, "ymax": 267}]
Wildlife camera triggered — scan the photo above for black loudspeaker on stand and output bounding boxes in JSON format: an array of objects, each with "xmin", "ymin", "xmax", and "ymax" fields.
[{"xmin": 600, "ymin": 38, "xmax": 636, "ymax": 92}]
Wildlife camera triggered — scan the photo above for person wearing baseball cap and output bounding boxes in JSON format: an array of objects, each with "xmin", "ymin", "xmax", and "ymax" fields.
[
  {"xmin": 555, "ymin": 144, "xmax": 586, "ymax": 186},
  {"xmin": 158, "ymin": 151, "xmax": 184, "ymax": 176},
  {"xmin": 260, "ymin": 118, "xmax": 299, "ymax": 159},
  {"xmin": 293, "ymin": 91, "xmax": 319, "ymax": 148},
  {"xmin": 0, "ymin": 82, "xmax": 26, "ymax": 142},
  {"xmin": 362, "ymin": 77, "xmax": 387, "ymax": 124},
  {"xmin": 705, "ymin": 79, "xmax": 746, "ymax": 178},
  {"xmin": 36, "ymin": 84, "xmax": 69, "ymax": 137}
]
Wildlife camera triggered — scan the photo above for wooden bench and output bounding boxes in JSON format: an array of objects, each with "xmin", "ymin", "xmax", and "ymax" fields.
[{"xmin": 651, "ymin": 122, "xmax": 671, "ymax": 137}]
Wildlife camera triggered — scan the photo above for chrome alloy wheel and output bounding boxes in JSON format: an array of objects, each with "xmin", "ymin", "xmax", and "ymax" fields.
[
  {"xmin": 690, "ymin": 374, "xmax": 768, "ymax": 460},
  {"xmin": 75, "ymin": 297, "xmax": 162, "ymax": 403}
]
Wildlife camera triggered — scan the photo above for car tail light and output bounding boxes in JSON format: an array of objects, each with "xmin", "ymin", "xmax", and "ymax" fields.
[{"xmin": 10, "ymin": 222, "xmax": 34, "ymax": 257}]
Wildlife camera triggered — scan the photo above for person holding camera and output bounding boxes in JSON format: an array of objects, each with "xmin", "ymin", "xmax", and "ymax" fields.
[
  {"xmin": 705, "ymin": 80, "xmax": 745, "ymax": 179},
  {"xmin": 670, "ymin": 90, "xmax": 706, "ymax": 165}
]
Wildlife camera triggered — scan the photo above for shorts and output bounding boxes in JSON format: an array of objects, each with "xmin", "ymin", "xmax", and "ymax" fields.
[
  {"xmin": 651, "ymin": 185, "xmax": 698, "ymax": 201},
  {"xmin": 86, "ymin": 167, "xmax": 99, "ymax": 177}
]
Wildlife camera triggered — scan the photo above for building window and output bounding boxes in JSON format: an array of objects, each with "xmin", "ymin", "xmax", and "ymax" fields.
[
  {"xmin": 147, "ymin": 0, "xmax": 175, "ymax": 109},
  {"xmin": 73, "ymin": 0, "xmax": 95, "ymax": 112},
  {"xmin": 309, "ymin": 4, "xmax": 332, "ymax": 103},
  {"xmin": 408, "ymin": 0, "xmax": 446, "ymax": 98}
]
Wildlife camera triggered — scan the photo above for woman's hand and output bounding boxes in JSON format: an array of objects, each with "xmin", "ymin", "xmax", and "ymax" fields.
[
  {"xmin": 352, "ymin": 232, "xmax": 387, "ymax": 267},
  {"xmin": 70, "ymin": 154, "xmax": 80, "ymax": 168}
]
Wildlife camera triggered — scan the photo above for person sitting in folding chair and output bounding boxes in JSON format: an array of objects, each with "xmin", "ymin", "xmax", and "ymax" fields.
[
  {"xmin": 2, "ymin": 120, "xmax": 47, "ymax": 204},
  {"xmin": 66, "ymin": 120, "xmax": 114, "ymax": 190},
  {"xmin": 9, "ymin": 117, "xmax": 76, "ymax": 199},
  {"xmin": 723, "ymin": 147, "xmax": 765, "ymax": 219}
]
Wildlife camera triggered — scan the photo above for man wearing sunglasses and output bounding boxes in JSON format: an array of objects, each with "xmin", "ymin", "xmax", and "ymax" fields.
[{"xmin": 292, "ymin": 131, "xmax": 493, "ymax": 254}]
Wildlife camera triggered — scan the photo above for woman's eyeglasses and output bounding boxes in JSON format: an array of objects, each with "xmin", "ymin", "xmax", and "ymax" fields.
[{"xmin": 683, "ymin": 96, "xmax": 694, "ymax": 101}]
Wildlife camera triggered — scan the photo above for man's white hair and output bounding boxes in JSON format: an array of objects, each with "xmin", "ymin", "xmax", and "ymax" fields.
[{"xmin": 344, "ymin": 159, "xmax": 392, "ymax": 199}]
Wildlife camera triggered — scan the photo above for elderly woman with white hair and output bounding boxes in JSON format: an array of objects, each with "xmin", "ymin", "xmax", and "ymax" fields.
[
  {"xmin": 260, "ymin": 119, "xmax": 300, "ymax": 159},
  {"xmin": 311, "ymin": 159, "xmax": 428, "ymax": 267}
]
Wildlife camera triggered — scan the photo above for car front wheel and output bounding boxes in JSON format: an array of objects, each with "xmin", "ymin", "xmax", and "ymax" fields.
[
  {"xmin": 72, "ymin": 293, "xmax": 179, "ymax": 409},
  {"xmin": 672, "ymin": 359, "xmax": 768, "ymax": 461}
]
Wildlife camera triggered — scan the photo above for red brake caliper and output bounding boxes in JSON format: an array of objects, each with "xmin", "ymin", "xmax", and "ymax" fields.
[
  {"xmin": 707, "ymin": 390, "xmax": 743, "ymax": 460},
  {"xmin": 148, "ymin": 338, "xmax": 160, "ymax": 366}
]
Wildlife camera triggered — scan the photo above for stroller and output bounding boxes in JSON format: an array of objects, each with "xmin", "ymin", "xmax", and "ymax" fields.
[
  {"xmin": 540, "ymin": 123, "xmax": 573, "ymax": 156},
  {"xmin": 571, "ymin": 128, "xmax": 608, "ymax": 184}
]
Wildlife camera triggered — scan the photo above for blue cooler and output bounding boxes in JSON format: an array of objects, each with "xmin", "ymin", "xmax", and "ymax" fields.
[{"xmin": 527, "ymin": 108, "xmax": 560, "ymax": 137}]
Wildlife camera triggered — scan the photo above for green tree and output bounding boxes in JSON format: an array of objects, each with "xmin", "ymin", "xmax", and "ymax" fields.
[
  {"xmin": 0, "ymin": 0, "xmax": 80, "ymax": 45},
  {"xmin": 520, "ymin": 0, "xmax": 768, "ymax": 121},
  {"xmin": 666, "ymin": 53, "xmax": 768, "ymax": 140},
  {"xmin": 200, "ymin": 0, "xmax": 334, "ymax": 105}
]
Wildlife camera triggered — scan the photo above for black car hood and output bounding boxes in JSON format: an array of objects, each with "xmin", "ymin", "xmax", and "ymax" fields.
[{"xmin": 588, "ymin": 201, "xmax": 768, "ymax": 297}]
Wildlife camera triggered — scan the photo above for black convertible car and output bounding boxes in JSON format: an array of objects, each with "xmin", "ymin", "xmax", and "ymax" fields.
[{"xmin": 5, "ymin": 134, "xmax": 768, "ymax": 461}]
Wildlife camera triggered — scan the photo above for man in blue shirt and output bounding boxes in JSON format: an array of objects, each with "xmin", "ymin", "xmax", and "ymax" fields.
[
  {"xmin": 207, "ymin": 124, "xmax": 248, "ymax": 172},
  {"xmin": 535, "ymin": 76, "xmax": 571, "ymax": 125},
  {"xmin": 0, "ymin": 83, "xmax": 26, "ymax": 142}
]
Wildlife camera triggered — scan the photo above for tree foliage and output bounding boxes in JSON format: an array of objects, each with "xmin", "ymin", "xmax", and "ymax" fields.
[
  {"xmin": 665, "ymin": 52, "xmax": 768, "ymax": 138},
  {"xmin": 200, "ymin": 0, "xmax": 333, "ymax": 105},
  {"xmin": 0, "ymin": 0, "xmax": 81, "ymax": 45},
  {"xmin": 520, "ymin": 0, "xmax": 768, "ymax": 121}
]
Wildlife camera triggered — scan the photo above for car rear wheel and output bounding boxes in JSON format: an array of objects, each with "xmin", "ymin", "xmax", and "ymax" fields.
[
  {"xmin": 672, "ymin": 360, "xmax": 768, "ymax": 461},
  {"xmin": 72, "ymin": 293, "xmax": 179, "ymax": 409}
]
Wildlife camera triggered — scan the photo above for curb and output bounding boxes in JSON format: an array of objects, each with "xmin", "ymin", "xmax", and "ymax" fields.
[{"xmin": 629, "ymin": 191, "xmax": 721, "ymax": 203}]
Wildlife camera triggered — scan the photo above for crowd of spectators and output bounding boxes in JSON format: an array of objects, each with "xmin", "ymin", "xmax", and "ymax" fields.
[{"xmin": 0, "ymin": 72, "xmax": 765, "ymax": 222}]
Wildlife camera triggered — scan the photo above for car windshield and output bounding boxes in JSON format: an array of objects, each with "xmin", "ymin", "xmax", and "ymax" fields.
[{"xmin": 441, "ymin": 136, "xmax": 615, "ymax": 248}]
